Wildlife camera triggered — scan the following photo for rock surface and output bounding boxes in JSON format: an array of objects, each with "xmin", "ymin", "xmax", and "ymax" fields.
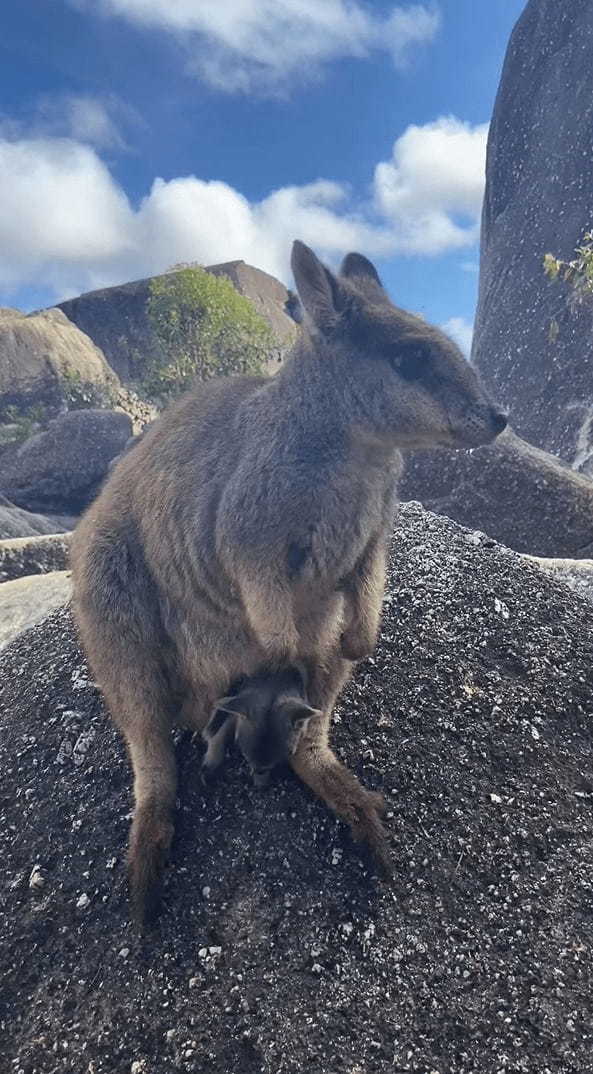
[
  {"xmin": 0, "ymin": 532, "xmax": 70, "ymax": 582},
  {"xmin": 402, "ymin": 428, "xmax": 593, "ymax": 557},
  {"xmin": 0, "ymin": 495, "xmax": 74, "ymax": 540},
  {"xmin": 0, "ymin": 306, "xmax": 118, "ymax": 418},
  {"xmin": 0, "ymin": 569, "xmax": 71, "ymax": 650},
  {"xmin": 0, "ymin": 409, "xmax": 132, "ymax": 513},
  {"xmin": 59, "ymin": 261, "xmax": 297, "ymax": 383},
  {"xmin": 1, "ymin": 504, "xmax": 593, "ymax": 1073},
  {"xmin": 473, "ymin": 0, "xmax": 593, "ymax": 468},
  {"xmin": 523, "ymin": 554, "xmax": 593, "ymax": 604}
]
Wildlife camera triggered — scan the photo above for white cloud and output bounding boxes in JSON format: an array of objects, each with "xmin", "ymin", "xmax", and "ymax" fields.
[
  {"xmin": 374, "ymin": 116, "xmax": 488, "ymax": 253},
  {"xmin": 81, "ymin": 0, "xmax": 440, "ymax": 94},
  {"xmin": 59, "ymin": 96, "xmax": 125, "ymax": 149},
  {"xmin": 0, "ymin": 113, "xmax": 487, "ymax": 301},
  {"xmin": 2, "ymin": 94, "xmax": 138, "ymax": 151},
  {"xmin": 441, "ymin": 316, "xmax": 474, "ymax": 357}
]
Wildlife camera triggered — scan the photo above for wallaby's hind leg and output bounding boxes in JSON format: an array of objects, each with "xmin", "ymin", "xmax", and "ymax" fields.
[
  {"xmin": 291, "ymin": 656, "xmax": 392, "ymax": 876},
  {"xmin": 89, "ymin": 649, "xmax": 177, "ymax": 928},
  {"xmin": 126, "ymin": 712, "xmax": 177, "ymax": 927}
]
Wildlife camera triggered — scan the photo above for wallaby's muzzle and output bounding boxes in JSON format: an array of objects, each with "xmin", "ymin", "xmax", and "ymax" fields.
[{"xmin": 449, "ymin": 404, "xmax": 508, "ymax": 448}]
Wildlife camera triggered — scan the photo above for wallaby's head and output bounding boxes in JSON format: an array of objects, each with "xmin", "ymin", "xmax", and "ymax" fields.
[
  {"xmin": 209, "ymin": 667, "xmax": 318, "ymax": 788},
  {"xmin": 291, "ymin": 241, "xmax": 507, "ymax": 450}
]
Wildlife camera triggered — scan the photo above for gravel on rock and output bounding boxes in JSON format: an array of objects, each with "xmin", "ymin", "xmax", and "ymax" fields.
[{"xmin": 1, "ymin": 503, "xmax": 593, "ymax": 1074}]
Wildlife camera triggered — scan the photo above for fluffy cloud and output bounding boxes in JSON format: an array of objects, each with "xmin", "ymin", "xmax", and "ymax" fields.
[
  {"xmin": 83, "ymin": 0, "xmax": 440, "ymax": 94},
  {"xmin": 441, "ymin": 316, "xmax": 474, "ymax": 357},
  {"xmin": 374, "ymin": 116, "xmax": 488, "ymax": 253},
  {"xmin": 0, "ymin": 114, "xmax": 487, "ymax": 300}
]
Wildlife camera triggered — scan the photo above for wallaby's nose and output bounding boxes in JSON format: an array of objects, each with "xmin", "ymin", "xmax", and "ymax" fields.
[{"xmin": 490, "ymin": 408, "xmax": 508, "ymax": 436}]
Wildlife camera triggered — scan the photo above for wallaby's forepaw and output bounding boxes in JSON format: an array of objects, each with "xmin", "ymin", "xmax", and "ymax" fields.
[
  {"xmin": 127, "ymin": 805, "xmax": 174, "ymax": 930},
  {"xmin": 339, "ymin": 625, "xmax": 376, "ymax": 662}
]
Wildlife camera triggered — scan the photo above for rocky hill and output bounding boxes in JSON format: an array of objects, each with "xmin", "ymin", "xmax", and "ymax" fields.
[
  {"xmin": 0, "ymin": 306, "xmax": 118, "ymax": 422},
  {"xmin": 1, "ymin": 504, "xmax": 592, "ymax": 1074},
  {"xmin": 473, "ymin": 0, "xmax": 593, "ymax": 468},
  {"xmin": 58, "ymin": 261, "xmax": 298, "ymax": 383}
]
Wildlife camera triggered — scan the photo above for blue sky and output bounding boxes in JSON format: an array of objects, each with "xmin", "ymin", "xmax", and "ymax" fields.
[{"xmin": 0, "ymin": 0, "xmax": 526, "ymax": 351}]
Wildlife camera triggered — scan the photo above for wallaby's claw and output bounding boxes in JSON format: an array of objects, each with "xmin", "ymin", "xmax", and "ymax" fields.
[{"xmin": 349, "ymin": 789, "xmax": 394, "ymax": 879}]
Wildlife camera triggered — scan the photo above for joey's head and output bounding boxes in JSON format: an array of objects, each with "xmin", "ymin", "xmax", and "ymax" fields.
[
  {"xmin": 213, "ymin": 674, "xmax": 318, "ymax": 788},
  {"xmin": 291, "ymin": 240, "xmax": 507, "ymax": 450}
]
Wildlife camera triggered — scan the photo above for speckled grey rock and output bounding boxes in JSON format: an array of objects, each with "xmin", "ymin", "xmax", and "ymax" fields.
[
  {"xmin": 473, "ymin": 0, "xmax": 593, "ymax": 468},
  {"xmin": 402, "ymin": 427, "xmax": 593, "ymax": 557},
  {"xmin": 0, "ymin": 409, "xmax": 132, "ymax": 513},
  {"xmin": 0, "ymin": 496, "xmax": 74, "ymax": 540},
  {"xmin": 0, "ymin": 570, "xmax": 71, "ymax": 651},
  {"xmin": 1, "ymin": 504, "xmax": 593, "ymax": 1073},
  {"xmin": 0, "ymin": 532, "xmax": 70, "ymax": 582}
]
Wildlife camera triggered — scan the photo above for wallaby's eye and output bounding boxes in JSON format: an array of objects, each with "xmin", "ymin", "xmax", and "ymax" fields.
[{"xmin": 393, "ymin": 346, "xmax": 431, "ymax": 382}]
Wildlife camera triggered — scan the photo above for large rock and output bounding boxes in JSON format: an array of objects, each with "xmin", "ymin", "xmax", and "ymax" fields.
[
  {"xmin": 0, "ymin": 409, "xmax": 132, "ymax": 513},
  {"xmin": 402, "ymin": 428, "xmax": 593, "ymax": 557},
  {"xmin": 0, "ymin": 306, "xmax": 119, "ymax": 419},
  {"xmin": 58, "ymin": 261, "xmax": 298, "ymax": 383},
  {"xmin": 0, "ymin": 532, "xmax": 70, "ymax": 582},
  {"xmin": 473, "ymin": 0, "xmax": 593, "ymax": 468},
  {"xmin": 1, "ymin": 504, "xmax": 593, "ymax": 1073},
  {"xmin": 0, "ymin": 569, "xmax": 71, "ymax": 651},
  {"xmin": 0, "ymin": 495, "xmax": 74, "ymax": 539}
]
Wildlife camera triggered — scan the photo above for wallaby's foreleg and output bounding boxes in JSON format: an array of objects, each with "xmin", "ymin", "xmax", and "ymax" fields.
[
  {"xmin": 235, "ymin": 560, "xmax": 299, "ymax": 665},
  {"xmin": 291, "ymin": 657, "xmax": 392, "ymax": 876},
  {"xmin": 340, "ymin": 535, "xmax": 387, "ymax": 662}
]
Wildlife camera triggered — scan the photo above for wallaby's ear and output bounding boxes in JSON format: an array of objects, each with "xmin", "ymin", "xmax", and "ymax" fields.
[
  {"xmin": 281, "ymin": 699, "xmax": 319, "ymax": 729},
  {"xmin": 340, "ymin": 252, "xmax": 386, "ymax": 301},
  {"xmin": 291, "ymin": 240, "xmax": 344, "ymax": 334}
]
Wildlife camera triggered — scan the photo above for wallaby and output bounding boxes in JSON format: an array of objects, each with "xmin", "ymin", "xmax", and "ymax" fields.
[
  {"xmin": 70, "ymin": 240, "xmax": 506, "ymax": 926},
  {"xmin": 202, "ymin": 664, "xmax": 317, "ymax": 787}
]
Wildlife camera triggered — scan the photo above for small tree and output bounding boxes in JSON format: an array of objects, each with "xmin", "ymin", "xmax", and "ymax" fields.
[{"xmin": 146, "ymin": 266, "xmax": 275, "ymax": 400}]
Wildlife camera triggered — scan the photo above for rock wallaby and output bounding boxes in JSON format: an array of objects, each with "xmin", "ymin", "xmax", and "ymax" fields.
[
  {"xmin": 70, "ymin": 240, "xmax": 506, "ymax": 926},
  {"xmin": 202, "ymin": 664, "xmax": 318, "ymax": 787}
]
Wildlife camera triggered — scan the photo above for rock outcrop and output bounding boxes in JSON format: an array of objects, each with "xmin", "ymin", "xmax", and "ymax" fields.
[
  {"xmin": 1, "ymin": 504, "xmax": 593, "ymax": 1073},
  {"xmin": 402, "ymin": 428, "xmax": 593, "ymax": 557},
  {"xmin": 0, "ymin": 306, "xmax": 118, "ymax": 421},
  {"xmin": 0, "ymin": 409, "xmax": 132, "ymax": 513},
  {"xmin": 473, "ymin": 0, "xmax": 593, "ymax": 468},
  {"xmin": 0, "ymin": 495, "xmax": 74, "ymax": 540},
  {"xmin": 58, "ymin": 261, "xmax": 298, "ymax": 383},
  {"xmin": 0, "ymin": 569, "xmax": 71, "ymax": 651},
  {"xmin": 0, "ymin": 532, "xmax": 70, "ymax": 582}
]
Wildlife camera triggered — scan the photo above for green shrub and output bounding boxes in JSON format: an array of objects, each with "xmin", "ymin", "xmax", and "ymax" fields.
[
  {"xmin": 544, "ymin": 230, "xmax": 593, "ymax": 306},
  {"xmin": 146, "ymin": 266, "xmax": 275, "ymax": 400}
]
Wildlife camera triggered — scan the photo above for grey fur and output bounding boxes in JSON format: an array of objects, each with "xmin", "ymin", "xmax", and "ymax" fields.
[{"xmin": 70, "ymin": 240, "xmax": 506, "ymax": 926}]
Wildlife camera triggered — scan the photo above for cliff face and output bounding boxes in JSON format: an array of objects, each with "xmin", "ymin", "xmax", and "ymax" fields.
[
  {"xmin": 58, "ymin": 261, "xmax": 297, "ymax": 383},
  {"xmin": 472, "ymin": 0, "xmax": 593, "ymax": 470}
]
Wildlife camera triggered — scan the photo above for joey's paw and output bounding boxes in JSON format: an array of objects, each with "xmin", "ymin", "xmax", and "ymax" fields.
[{"xmin": 200, "ymin": 760, "xmax": 221, "ymax": 786}]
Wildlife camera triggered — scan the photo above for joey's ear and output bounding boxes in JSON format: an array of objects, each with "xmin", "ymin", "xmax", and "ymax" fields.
[
  {"xmin": 281, "ymin": 699, "xmax": 319, "ymax": 729},
  {"xmin": 291, "ymin": 240, "xmax": 345, "ymax": 334},
  {"xmin": 204, "ymin": 704, "xmax": 235, "ymax": 739},
  {"xmin": 340, "ymin": 252, "xmax": 386, "ymax": 301}
]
